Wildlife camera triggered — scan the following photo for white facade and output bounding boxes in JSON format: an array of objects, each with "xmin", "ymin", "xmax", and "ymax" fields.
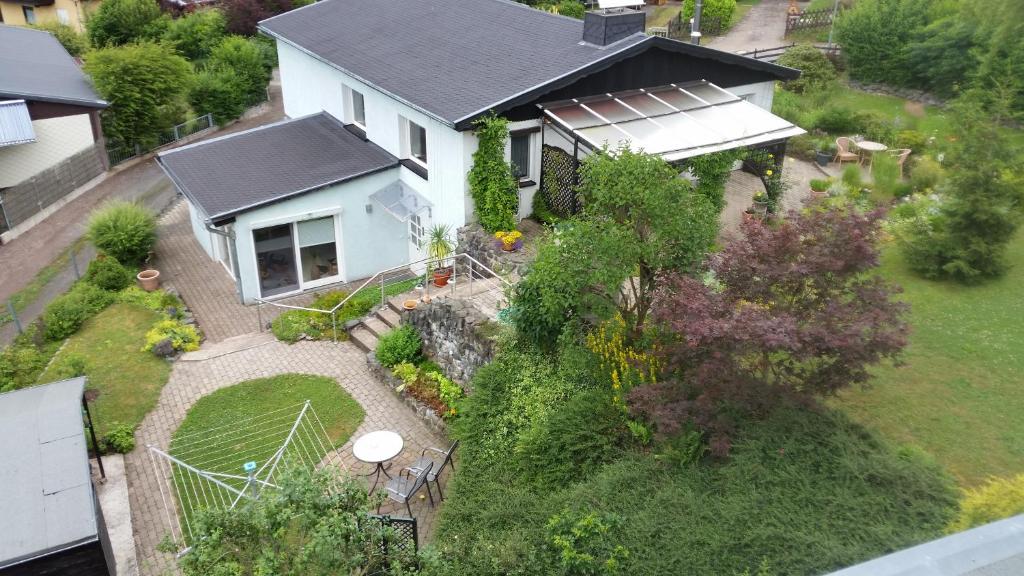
[{"xmin": 0, "ymin": 113, "xmax": 94, "ymax": 187}]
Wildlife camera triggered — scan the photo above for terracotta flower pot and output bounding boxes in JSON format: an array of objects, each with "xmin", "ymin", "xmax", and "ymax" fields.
[
  {"xmin": 137, "ymin": 269, "xmax": 160, "ymax": 292},
  {"xmin": 403, "ymin": 299, "xmax": 417, "ymax": 310},
  {"xmin": 433, "ymin": 267, "xmax": 452, "ymax": 287}
]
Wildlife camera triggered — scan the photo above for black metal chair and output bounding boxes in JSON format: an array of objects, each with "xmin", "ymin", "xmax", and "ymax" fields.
[
  {"xmin": 381, "ymin": 461, "xmax": 433, "ymax": 518},
  {"xmin": 409, "ymin": 440, "xmax": 458, "ymax": 500}
]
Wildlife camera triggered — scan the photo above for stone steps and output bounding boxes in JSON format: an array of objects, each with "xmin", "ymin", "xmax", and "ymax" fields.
[
  {"xmin": 349, "ymin": 326, "xmax": 378, "ymax": 353},
  {"xmin": 377, "ymin": 307, "xmax": 402, "ymax": 329},
  {"xmin": 362, "ymin": 316, "xmax": 391, "ymax": 339}
]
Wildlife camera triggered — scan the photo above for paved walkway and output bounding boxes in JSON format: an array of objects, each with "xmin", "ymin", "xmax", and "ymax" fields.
[
  {"xmin": 720, "ymin": 155, "xmax": 822, "ymax": 236},
  {"xmin": 126, "ymin": 335, "xmax": 447, "ymax": 575},
  {"xmin": 707, "ymin": 0, "xmax": 791, "ymax": 53}
]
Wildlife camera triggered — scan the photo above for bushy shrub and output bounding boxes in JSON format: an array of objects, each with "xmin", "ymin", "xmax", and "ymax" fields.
[
  {"xmin": 85, "ymin": 254, "xmax": 133, "ymax": 291},
  {"xmin": 553, "ymin": 0, "xmax": 584, "ymax": 18},
  {"xmin": 517, "ymin": 390, "xmax": 627, "ymax": 486},
  {"xmin": 189, "ymin": 68, "xmax": 247, "ymax": 125},
  {"xmin": 909, "ymin": 156, "xmax": 945, "ymax": 192},
  {"xmin": 43, "ymin": 283, "xmax": 117, "ymax": 340},
  {"xmin": 683, "ymin": 0, "xmax": 736, "ymax": 29},
  {"xmin": 269, "ymin": 291, "xmax": 349, "ymax": 343},
  {"xmin": 87, "ymin": 202, "xmax": 157, "ymax": 265},
  {"xmin": 948, "ymin": 474, "xmax": 1024, "ymax": 533},
  {"xmin": 86, "ymin": 0, "xmax": 167, "ymax": 47},
  {"xmin": 161, "ymin": 8, "xmax": 226, "ymax": 61},
  {"xmin": 0, "ymin": 328, "xmax": 54, "ymax": 393},
  {"xmin": 375, "ymin": 325, "xmax": 422, "ymax": 367},
  {"xmin": 812, "ymin": 106, "xmax": 864, "ymax": 134},
  {"xmin": 31, "ymin": 22, "xmax": 89, "ymax": 57},
  {"xmin": 117, "ymin": 286, "xmax": 183, "ymax": 316},
  {"xmin": 52, "ymin": 353, "xmax": 88, "ymax": 380},
  {"xmin": 209, "ymin": 36, "xmax": 270, "ymax": 104},
  {"xmin": 431, "ymin": 370, "xmax": 464, "ymax": 411},
  {"xmin": 777, "ymin": 45, "xmax": 837, "ymax": 93},
  {"xmin": 895, "ymin": 129, "xmax": 928, "ymax": 152},
  {"xmin": 143, "ymin": 319, "xmax": 201, "ymax": 352},
  {"xmin": 101, "ymin": 422, "xmax": 136, "ymax": 453}
]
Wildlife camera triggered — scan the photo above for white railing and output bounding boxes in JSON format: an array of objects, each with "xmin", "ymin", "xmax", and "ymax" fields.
[{"xmin": 254, "ymin": 253, "xmax": 512, "ymax": 340}]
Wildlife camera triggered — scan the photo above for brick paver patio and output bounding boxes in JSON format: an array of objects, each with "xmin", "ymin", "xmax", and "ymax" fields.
[{"xmin": 126, "ymin": 336, "xmax": 447, "ymax": 575}]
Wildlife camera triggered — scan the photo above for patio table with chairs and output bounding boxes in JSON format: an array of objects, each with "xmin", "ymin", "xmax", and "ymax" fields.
[{"xmin": 352, "ymin": 429, "xmax": 459, "ymax": 519}]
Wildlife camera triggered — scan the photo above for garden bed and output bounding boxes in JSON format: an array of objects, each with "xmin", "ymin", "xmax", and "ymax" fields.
[{"xmin": 367, "ymin": 353, "xmax": 449, "ymax": 436}]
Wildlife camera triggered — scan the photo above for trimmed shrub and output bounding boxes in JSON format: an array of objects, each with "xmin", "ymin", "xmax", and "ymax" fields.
[
  {"xmin": 812, "ymin": 106, "xmax": 865, "ymax": 135},
  {"xmin": 910, "ymin": 156, "xmax": 945, "ymax": 192},
  {"xmin": 101, "ymin": 422, "xmax": 136, "ymax": 454},
  {"xmin": 683, "ymin": 0, "xmax": 736, "ymax": 29},
  {"xmin": 189, "ymin": 67, "xmax": 247, "ymax": 125},
  {"xmin": 143, "ymin": 319, "xmax": 201, "ymax": 353},
  {"xmin": 208, "ymin": 36, "xmax": 270, "ymax": 104},
  {"xmin": 777, "ymin": 45, "xmax": 837, "ymax": 93},
  {"xmin": 375, "ymin": 325, "xmax": 422, "ymax": 367},
  {"xmin": 895, "ymin": 129, "xmax": 928, "ymax": 152},
  {"xmin": 85, "ymin": 254, "xmax": 134, "ymax": 291},
  {"xmin": 87, "ymin": 202, "xmax": 157, "ymax": 265},
  {"xmin": 949, "ymin": 474, "xmax": 1024, "ymax": 533},
  {"xmin": 161, "ymin": 8, "xmax": 226, "ymax": 62},
  {"xmin": 43, "ymin": 283, "xmax": 117, "ymax": 341}
]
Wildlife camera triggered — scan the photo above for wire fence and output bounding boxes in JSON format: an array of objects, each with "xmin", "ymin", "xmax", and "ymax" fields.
[{"xmin": 105, "ymin": 113, "xmax": 215, "ymax": 167}]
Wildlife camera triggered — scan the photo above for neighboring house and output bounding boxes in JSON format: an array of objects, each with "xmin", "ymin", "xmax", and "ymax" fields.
[
  {"xmin": 0, "ymin": 24, "xmax": 108, "ymax": 241},
  {"xmin": 158, "ymin": 0, "xmax": 802, "ymax": 304},
  {"xmin": 0, "ymin": 0, "xmax": 98, "ymax": 33},
  {"xmin": 0, "ymin": 378, "xmax": 116, "ymax": 576}
]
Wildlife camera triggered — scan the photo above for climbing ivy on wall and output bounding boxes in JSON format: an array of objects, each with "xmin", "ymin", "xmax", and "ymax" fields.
[
  {"xmin": 468, "ymin": 115, "xmax": 518, "ymax": 233},
  {"xmin": 684, "ymin": 150, "xmax": 743, "ymax": 213}
]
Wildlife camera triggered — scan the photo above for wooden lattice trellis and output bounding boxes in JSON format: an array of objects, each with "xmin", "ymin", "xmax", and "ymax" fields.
[{"xmin": 541, "ymin": 144, "xmax": 581, "ymax": 217}]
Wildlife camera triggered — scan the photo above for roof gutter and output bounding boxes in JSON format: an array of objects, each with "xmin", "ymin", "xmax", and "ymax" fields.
[{"xmin": 0, "ymin": 91, "xmax": 108, "ymax": 109}]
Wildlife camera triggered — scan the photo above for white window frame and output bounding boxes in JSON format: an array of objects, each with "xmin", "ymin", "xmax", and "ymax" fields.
[
  {"xmin": 343, "ymin": 84, "xmax": 366, "ymax": 130},
  {"xmin": 408, "ymin": 213, "xmax": 425, "ymax": 249},
  {"xmin": 405, "ymin": 118, "xmax": 427, "ymax": 168},
  {"xmin": 510, "ymin": 132, "xmax": 532, "ymax": 182},
  {"xmin": 249, "ymin": 211, "xmax": 345, "ymax": 299}
]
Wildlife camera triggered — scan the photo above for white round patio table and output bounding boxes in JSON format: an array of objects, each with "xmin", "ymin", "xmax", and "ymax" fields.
[
  {"xmin": 854, "ymin": 140, "xmax": 888, "ymax": 171},
  {"xmin": 352, "ymin": 430, "xmax": 404, "ymax": 493}
]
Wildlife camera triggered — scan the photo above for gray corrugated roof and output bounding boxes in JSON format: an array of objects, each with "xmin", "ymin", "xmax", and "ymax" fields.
[
  {"xmin": 826, "ymin": 514, "xmax": 1024, "ymax": 576},
  {"xmin": 259, "ymin": 0, "xmax": 649, "ymax": 126},
  {"xmin": 0, "ymin": 377, "xmax": 97, "ymax": 568},
  {"xmin": 0, "ymin": 100, "xmax": 36, "ymax": 147},
  {"xmin": 0, "ymin": 25, "xmax": 107, "ymax": 108},
  {"xmin": 158, "ymin": 113, "xmax": 399, "ymax": 222}
]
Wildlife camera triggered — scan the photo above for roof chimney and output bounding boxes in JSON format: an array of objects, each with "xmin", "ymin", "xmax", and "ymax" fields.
[{"xmin": 582, "ymin": 8, "xmax": 646, "ymax": 46}]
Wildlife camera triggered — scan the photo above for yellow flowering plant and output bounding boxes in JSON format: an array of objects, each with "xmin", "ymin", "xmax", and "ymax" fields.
[
  {"xmin": 494, "ymin": 229, "xmax": 523, "ymax": 250},
  {"xmin": 585, "ymin": 315, "xmax": 661, "ymax": 408}
]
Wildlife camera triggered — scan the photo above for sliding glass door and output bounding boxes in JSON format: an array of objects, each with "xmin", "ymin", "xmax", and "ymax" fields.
[{"xmin": 253, "ymin": 216, "xmax": 341, "ymax": 298}]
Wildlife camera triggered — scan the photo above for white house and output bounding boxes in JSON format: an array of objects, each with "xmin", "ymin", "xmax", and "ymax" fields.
[
  {"xmin": 157, "ymin": 0, "xmax": 802, "ymax": 304},
  {"xmin": 0, "ymin": 25, "xmax": 108, "ymax": 241}
]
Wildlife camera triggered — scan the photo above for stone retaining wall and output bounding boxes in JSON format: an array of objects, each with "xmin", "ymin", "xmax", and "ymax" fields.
[
  {"xmin": 846, "ymin": 81, "xmax": 945, "ymax": 108},
  {"xmin": 403, "ymin": 298, "xmax": 498, "ymax": 389},
  {"xmin": 366, "ymin": 353, "xmax": 448, "ymax": 436},
  {"xmin": 457, "ymin": 222, "xmax": 533, "ymax": 277}
]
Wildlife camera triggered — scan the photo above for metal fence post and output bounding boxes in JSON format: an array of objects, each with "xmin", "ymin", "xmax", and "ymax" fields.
[
  {"xmin": 173, "ymin": 124, "xmax": 180, "ymax": 141},
  {"xmin": 7, "ymin": 300, "xmax": 22, "ymax": 334},
  {"xmin": 380, "ymin": 274, "xmax": 386, "ymax": 308},
  {"xmin": 70, "ymin": 245, "xmax": 81, "ymax": 279},
  {"xmin": 257, "ymin": 303, "xmax": 263, "ymax": 333}
]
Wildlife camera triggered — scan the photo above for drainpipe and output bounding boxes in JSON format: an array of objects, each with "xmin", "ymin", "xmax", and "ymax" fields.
[
  {"xmin": 205, "ymin": 222, "xmax": 244, "ymax": 304},
  {"xmin": 690, "ymin": 0, "xmax": 703, "ymax": 45}
]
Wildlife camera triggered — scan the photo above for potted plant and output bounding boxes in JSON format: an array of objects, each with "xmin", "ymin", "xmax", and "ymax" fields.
[
  {"xmin": 752, "ymin": 191, "xmax": 769, "ymax": 214},
  {"xmin": 815, "ymin": 143, "xmax": 835, "ymax": 167},
  {"xmin": 427, "ymin": 224, "xmax": 455, "ymax": 287},
  {"xmin": 137, "ymin": 269, "xmax": 160, "ymax": 291},
  {"xmin": 809, "ymin": 178, "xmax": 831, "ymax": 200},
  {"xmin": 494, "ymin": 230, "xmax": 523, "ymax": 252}
]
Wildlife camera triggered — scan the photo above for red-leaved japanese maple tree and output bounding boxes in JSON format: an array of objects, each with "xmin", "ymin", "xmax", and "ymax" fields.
[{"xmin": 629, "ymin": 206, "xmax": 909, "ymax": 455}]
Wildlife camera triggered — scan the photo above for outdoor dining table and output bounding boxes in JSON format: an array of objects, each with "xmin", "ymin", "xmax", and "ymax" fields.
[
  {"xmin": 352, "ymin": 430, "xmax": 404, "ymax": 494},
  {"xmin": 854, "ymin": 140, "xmax": 888, "ymax": 170}
]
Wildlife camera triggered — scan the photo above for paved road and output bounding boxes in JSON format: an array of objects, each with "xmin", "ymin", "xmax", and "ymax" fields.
[
  {"xmin": 0, "ymin": 72, "xmax": 284, "ymax": 347},
  {"xmin": 707, "ymin": 0, "xmax": 790, "ymax": 53}
]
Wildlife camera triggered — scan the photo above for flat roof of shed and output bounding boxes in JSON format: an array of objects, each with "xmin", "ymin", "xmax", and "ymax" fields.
[{"xmin": 0, "ymin": 377, "xmax": 97, "ymax": 569}]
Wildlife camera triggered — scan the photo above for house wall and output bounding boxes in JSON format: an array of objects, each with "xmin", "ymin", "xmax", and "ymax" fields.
[
  {"xmin": 230, "ymin": 167, "xmax": 406, "ymax": 303},
  {"xmin": 0, "ymin": 113, "xmax": 94, "ymax": 187},
  {"xmin": 724, "ymin": 80, "xmax": 776, "ymax": 111},
  {"xmin": 0, "ymin": 0, "xmax": 99, "ymax": 33},
  {"xmin": 187, "ymin": 201, "xmax": 216, "ymax": 259},
  {"xmin": 277, "ymin": 40, "xmax": 472, "ymax": 258}
]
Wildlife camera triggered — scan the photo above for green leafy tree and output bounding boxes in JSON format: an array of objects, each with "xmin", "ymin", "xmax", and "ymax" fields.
[
  {"xmin": 31, "ymin": 22, "xmax": 89, "ymax": 57},
  {"xmin": 208, "ymin": 35, "xmax": 271, "ymax": 103},
  {"xmin": 161, "ymin": 8, "xmax": 227, "ymax": 62},
  {"xmin": 513, "ymin": 146, "xmax": 717, "ymax": 346},
  {"xmin": 972, "ymin": 2, "xmax": 1024, "ymax": 120},
  {"xmin": 899, "ymin": 99, "xmax": 1024, "ymax": 282},
  {"xmin": 468, "ymin": 115, "xmax": 518, "ymax": 233},
  {"xmin": 86, "ymin": 0, "xmax": 168, "ymax": 47},
  {"xmin": 84, "ymin": 42, "xmax": 193, "ymax": 145},
  {"xmin": 178, "ymin": 466, "xmax": 417, "ymax": 575},
  {"xmin": 682, "ymin": 0, "xmax": 736, "ymax": 29},
  {"xmin": 834, "ymin": 0, "xmax": 931, "ymax": 86},
  {"xmin": 776, "ymin": 45, "xmax": 837, "ymax": 94}
]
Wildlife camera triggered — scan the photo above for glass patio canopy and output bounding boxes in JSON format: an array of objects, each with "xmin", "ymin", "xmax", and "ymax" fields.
[{"xmin": 539, "ymin": 81, "xmax": 806, "ymax": 162}]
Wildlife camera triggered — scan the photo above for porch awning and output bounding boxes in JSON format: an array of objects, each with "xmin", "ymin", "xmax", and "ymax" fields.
[
  {"xmin": 0, "ymin": 100, "xmax": 36, "ymax": 148},
  {"xmin": 539, "ymin": 81, "xmax": 806, "ymax": 162},
  {"xmin": 369, "ymin": 180, "xmax": 432, "ymax": 222}
]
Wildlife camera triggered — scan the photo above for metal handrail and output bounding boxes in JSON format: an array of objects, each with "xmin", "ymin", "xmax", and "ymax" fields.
[{"xmin": 254, "ymin": 253, "xmax": 511, "ymax": 339}]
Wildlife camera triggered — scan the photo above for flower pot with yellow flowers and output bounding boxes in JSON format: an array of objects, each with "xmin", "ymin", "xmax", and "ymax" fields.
[{"xmin": 494, "ymin": 230, "xmax": 523, "ymax": 252}]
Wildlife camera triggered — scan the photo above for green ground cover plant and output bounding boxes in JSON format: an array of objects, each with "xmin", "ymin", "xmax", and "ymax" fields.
[
  {"xmin": 39, "ymin": 303, "xmax": 170, "ymax": 438},
  {"xmin": 270, "ymin": 279, "xmax": 419, "ymax": 343}
]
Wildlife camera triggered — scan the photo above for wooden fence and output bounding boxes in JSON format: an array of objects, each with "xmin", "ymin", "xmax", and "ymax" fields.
[
  {"xmin": 785, "ymin": 7, "xmax": 835, "ymax": 34},
  {"xmin": 738, "ymin": 43, "xmax": 841, "ymax": 63}
]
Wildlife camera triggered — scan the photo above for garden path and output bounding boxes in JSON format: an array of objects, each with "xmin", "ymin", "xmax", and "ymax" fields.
[
  {"xmin": 125, "ymin": 335, "xmax": 448, "ymax": 575},
  {"xmin": 707, "ymin": 0, "xmax": 791, "ymax": 53},
  {"xmin": 720, "ymin": 155, "xmax": 822, "ymax": 237}
]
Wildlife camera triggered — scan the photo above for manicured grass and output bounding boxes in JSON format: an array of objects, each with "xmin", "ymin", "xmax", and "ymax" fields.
[
  {"xmin": 38, "ymin": 303, "xmax": 169, "ymax": 438},
  {"xmin": 835, "ymin": 233, "xmax": 1024, "ymax": 487},
  {"xmin": 168, "ymin": 374, "xmax": 364, "ymax": 534}
]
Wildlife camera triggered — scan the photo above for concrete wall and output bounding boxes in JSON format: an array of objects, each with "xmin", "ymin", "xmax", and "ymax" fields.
[
  {"xmin": 277, "ymin": 40, "xmax": 473, "ymax": 260},
  {"xmin": 0, "ymin": 0, "xmax": 98, "ymax": 32},
  {"xmin": 0, "ymin": 113, "xmax": 95, "ymax": 187},
  {"xmin": 0, "ymin": 143, "xmax": 103, "ymax": 233},
  {"xmin": 230, "ymin": 167, "xmax": 407, "ymax": 303}
]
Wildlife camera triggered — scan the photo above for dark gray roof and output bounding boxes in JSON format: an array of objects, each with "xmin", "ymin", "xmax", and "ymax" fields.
[
  {"xmin": 0, "ymin": 25, "xmax": 107, "ymax": 109},
  {"xmin": 259, "ymin": 0, "xmax": 648, "ymax": 126},
  {"xmin": 158, "ymin": 113, "xmax": 399, "ymax": 222},
  {"xmin": 0, "ymin": 378, "xmax": 96, "ymax": 569}
]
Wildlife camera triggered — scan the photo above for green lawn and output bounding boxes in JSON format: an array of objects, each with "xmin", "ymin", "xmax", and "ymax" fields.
[
  {"xmin": 835, "ymin": 233, "xmax": 1024, "ymax": 487},
  {"xmin": 645, "ymin": 5, "xmax": 680, "ymax": 29},
  {"xmin": 168, "ymin": 374, "xmax": 364, "ymax": 535},
  {"xmin": 39, "ymin": 303, "xmax": 170, "ymax": 438}
]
